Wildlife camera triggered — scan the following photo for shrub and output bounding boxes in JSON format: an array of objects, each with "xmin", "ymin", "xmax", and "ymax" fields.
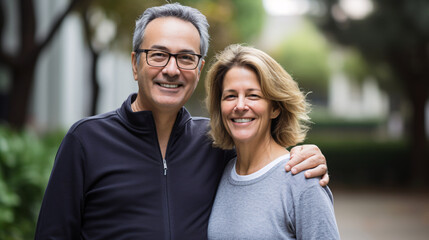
[
  {"xmin": 0, "ymin": 125, "xmax": 65, "ymax": 240},
  {"xmin": 304, "ymin": 134, "xmax": 411, "ymax": 187}
]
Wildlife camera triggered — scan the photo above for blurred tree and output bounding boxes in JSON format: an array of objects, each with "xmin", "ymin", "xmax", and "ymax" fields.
[
  {"xmin": 75, "ymin": 0, "xmax": 167, "ymax": 116},
  {"xmin": 0, "ymin": 0, "xmax": 265, "ymax": 128},
  {"xmin": 185, "ymin": 0, "xmax": 266, "ymax": 114},
  {"xmin": 74, "ymin": 0, "xmax": 265, "ymax": 116},
  {"xmin": 314, "ymin": 0, "xmax": 429, "ymax": 183},
  {"xmin": 86, "ymin": 0, "xmax": 265, "ymax": 52},
  {"xmin": 0, "ymin": 0, "xmax": 89, "ymax": 129},
  {"xmin": 342, "ymin": 49, "xmax": 371, "ymax": 83},
  {"xmin": 272, "ymin": 20, "xmax": 331, "ymax": 104}
]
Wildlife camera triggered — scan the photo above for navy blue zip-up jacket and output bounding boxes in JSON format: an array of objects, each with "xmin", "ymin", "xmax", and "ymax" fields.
[{"xmin": 35, "ymin": 94, "xmax": 233, "ymax": 240}]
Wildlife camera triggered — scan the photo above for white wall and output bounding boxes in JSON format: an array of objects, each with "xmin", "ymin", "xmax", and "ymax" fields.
[
  {"xmin": 26, "ymin": 0, "xmax": 137, "ymax": 130},
  {"xmin": 328, "ymin": 72, "xmax": 389, "ymax": 119}
]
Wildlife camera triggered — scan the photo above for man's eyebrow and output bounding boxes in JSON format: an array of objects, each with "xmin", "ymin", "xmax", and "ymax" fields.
[
  {"xmin": 149, "ymin": 45, "xmax": 169, "ymax": 51},
  {"xmin": 149, "ymin": 45, "xmax": 199, "ymax": 54}
]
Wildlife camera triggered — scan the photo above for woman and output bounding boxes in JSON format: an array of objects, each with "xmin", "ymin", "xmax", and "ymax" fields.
[{"xmin": 206, "ymin": 44, "xmax": 340, "ymax": 239}]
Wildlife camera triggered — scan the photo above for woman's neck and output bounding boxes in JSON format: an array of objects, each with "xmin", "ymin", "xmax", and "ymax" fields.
[{"xmin": 234, "ymin": 137, "xmax": 289, "ymax": 175}]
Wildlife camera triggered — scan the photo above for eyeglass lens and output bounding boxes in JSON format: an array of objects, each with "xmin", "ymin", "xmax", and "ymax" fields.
[{"xmin": 146, "ymin": 50, "xmax": 199, "ymax": 69}]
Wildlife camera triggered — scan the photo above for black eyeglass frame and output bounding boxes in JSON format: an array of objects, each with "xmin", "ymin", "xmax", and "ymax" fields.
[{"xmin": 135, "ymin": 49, "xmax": 202, "ymax": 70}]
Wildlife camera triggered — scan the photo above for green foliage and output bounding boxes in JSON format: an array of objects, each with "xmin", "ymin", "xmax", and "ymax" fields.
[
  {"xmin": 304, "ymin": 111, "xmax": 414, "ymax": 186},
  {"xmin": 341, "ymin": 48, "xmax": 401, "ymax": 94},
  {"xmin": 272, "ymin": 20, "xmax": 331, "ymax": 101},
  {"xmin": 342, "ymin": 48, "xmax": 370, "ymax": 83},
  {"xmin": 313, "ymin": 0, "xmax": 429, "ymax": 99},
  {"xmin": 0, "ymin": 126, "xmax": 64, "ymax": 240},
  {"xmin": 88, "ymin": 0, "xmax": 265, "ymax": 53},
  {"xmin": 229, "ymin": 0, "xmax": 265, "ymax": 43},
  {"xmin": 183, "ymin": 0, "xmax": 266, "ymax": 115},
  {"xmin": 304, "ymin": 135, "xmax": 411, "ymax": 187},
  {"xmin": 313, "ymin": 0, "xmax": 429, "ymax": 181},
  {"xmin": 85, "ymin": 0, "xmax": 266, "ymax": 116}
]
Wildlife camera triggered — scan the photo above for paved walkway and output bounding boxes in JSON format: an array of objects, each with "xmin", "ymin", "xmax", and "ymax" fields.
[{"xmin": 333, "ymin": 188, "xmax": 429, "ymax": 240}]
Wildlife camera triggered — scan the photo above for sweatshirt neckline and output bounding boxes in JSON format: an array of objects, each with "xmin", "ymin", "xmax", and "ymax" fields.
[{"xmin": 229, "ymin": 154, "xmax": 290, "ymax": 184}]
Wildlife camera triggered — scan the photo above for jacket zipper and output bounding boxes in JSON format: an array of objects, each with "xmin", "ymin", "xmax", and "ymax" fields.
[
  {"xmin": 163, "ymin": 158, "xmax": 168, "ymax": 175},
  {"xmin": 161, "ymin": 142, "xmax": 172, "ymax": 239},
  {"xmin": 152, "ymin": 126, "xmax": 171, "ymax": 239},
  {"xmin": 153, "ymin": 114, "xmax": 179, "ymax": 239},
  {"xmin": 162, "ymin": 158, "xmax": 171, "ymax": 240}
]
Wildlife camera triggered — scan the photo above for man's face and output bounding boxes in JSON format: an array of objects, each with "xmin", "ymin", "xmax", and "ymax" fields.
[{"xmin": 132, "ymin": 17, "xmax": 205, "ymax": 113}]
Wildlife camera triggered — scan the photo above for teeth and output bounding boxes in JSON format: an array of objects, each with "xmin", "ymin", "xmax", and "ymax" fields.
[
  {"xmin": 233, "ymin": 118, "xmax": 252, "ymax": 123},
  {"xmin": 160, "ymin": 83, "xmax": 179, "ymax": 88}
]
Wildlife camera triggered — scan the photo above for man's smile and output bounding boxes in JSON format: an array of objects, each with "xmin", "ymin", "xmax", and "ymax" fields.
[{"xmin": 158, "ymin": 83, "xmax": 181, "ymax": 88}]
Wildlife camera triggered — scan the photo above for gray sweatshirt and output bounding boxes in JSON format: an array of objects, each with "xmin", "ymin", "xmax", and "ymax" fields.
[{"xmin": 208, "ymin": 154, "xmax": 340, "ymax": 240}]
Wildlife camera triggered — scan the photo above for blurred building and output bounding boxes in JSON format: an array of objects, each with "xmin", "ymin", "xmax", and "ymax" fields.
[
  {"xmin": 258, "ymin": 1, "xmax": 388, "ymax": 117},
  {"xmin": 257, "ymin": 0, "xmax": 418, "ymax": 138},
  {"xmin": 1, "ymin": 0, "xmax": 427, "ymax": 138},
  {"xmin": 1, "ymin": 0, "xmax": 137, "ymax": 131}
]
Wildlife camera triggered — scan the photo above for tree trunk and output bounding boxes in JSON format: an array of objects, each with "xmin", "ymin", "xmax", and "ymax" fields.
[
  {"xmin": 7, "ymin": 0, "xmax": 37, "ymax": 129},
  {"xmin": 0, "ymin": 0, "xmax": 87, "ymax": 129},
  {"xmin": 8, "ymin": 64, "xmax": 36, "ymax": 129},
  {"xmin": 391, "ymin": 44, "xmax": 429, "ymax": 185},
  {"xmin": 90, "ymin": 52, "xmax": 100, "ymax": 116},
  {"xmin": 408, "ymin": 81, "xmax": 429, "ymax": 184},
  {"xmin": 81, "ymin": 7, "xmax": 101, "ymax": 116}
]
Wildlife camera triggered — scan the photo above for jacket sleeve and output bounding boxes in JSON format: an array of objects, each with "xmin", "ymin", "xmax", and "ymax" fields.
[{"xmin": 34, "ymin": 132, "xmax": 85, "ymax": 239}]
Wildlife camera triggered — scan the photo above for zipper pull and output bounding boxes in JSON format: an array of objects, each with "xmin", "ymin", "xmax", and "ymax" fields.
[{"xmin": 163, "ymin": 159, "xmax": 168, "ymax": 175}]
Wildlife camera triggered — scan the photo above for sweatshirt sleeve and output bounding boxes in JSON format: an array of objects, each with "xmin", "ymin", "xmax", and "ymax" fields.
[
  {"xmin": 294, "ymin": 185, "xmax": 341, "ymax": 240},
  {"xmin": 34, "ymin": 132, "xmax": 85, "ymax": 239}
]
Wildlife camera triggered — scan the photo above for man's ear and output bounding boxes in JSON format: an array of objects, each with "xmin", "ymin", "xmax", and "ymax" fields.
[
  {"xmin": 131, "ymin": 52, "xmax": 138, "ymax": 81},
  {"xmin": 198, "ymin": 59, "xmax": 205, "ymax": 77}
]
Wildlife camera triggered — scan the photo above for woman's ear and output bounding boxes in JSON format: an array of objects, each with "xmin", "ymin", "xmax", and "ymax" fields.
[{"xmin": 271, "ymin": 104, "xmax": 281, "ymax": 119}]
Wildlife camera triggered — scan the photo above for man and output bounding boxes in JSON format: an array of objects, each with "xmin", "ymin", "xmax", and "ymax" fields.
[{"xmin": 35, "ymin": 3, "xmax": 328, "ymax": 239}]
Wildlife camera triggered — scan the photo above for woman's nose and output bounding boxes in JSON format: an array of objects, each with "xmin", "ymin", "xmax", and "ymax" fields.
[{"xmin": 234, "ymin": 97, "xmax": 249, "ymax": 112}]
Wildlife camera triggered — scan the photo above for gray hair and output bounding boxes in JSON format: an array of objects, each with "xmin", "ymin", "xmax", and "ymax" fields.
[{"xmin": 133, "ymin": 3, "xmax": 210, "ymax": 64}]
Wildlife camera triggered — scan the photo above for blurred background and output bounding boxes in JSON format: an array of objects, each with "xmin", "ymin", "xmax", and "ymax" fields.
[{"xmin": 0, "ymin": 0, "xmax": 428, "ymax": 239}]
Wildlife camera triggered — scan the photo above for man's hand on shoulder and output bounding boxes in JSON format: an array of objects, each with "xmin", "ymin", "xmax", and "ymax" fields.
[{"xmin": 285, "ymin": 144, "xmax": 329, "ymax": 187}]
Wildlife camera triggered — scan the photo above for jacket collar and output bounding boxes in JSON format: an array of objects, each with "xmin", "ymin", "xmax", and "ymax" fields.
[{"xmin": 118, "ymin": 93, "xmax": 192, "ymax": 131}]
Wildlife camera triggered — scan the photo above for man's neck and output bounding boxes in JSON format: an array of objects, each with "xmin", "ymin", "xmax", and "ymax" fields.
[
  {"xmin": 131, "ymin": 98, "xmax": 179, "ymax": 159},
  {"xmin": 152, "ymin": 110, "xmax": 178, "ymax": 159}
]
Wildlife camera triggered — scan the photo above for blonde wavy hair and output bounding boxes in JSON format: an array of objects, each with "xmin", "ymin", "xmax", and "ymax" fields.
[{"xmin": 205, "ymin": 44, "xmax": 311, "ymax": 150}]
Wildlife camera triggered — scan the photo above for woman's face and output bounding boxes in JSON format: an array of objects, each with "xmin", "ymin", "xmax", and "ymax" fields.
[{"xmin": 220, "ymin": 66, "xmax": 279, "ymax": 145}]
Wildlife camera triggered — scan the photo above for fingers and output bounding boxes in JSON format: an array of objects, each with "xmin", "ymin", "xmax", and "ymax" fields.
[
  {"xmin": 319, "ymin": 173, "xmax": 330, "ymax": 187},
  {"xmin": 287, "ymin": 152, "xmax": 326, "ymax": 175},
  {"xmin": 303, "ymin": 164, "xmax": 328, "ymax": 178},
  {"xmin": 285, "ymin": 145, "xmax": 305, "ymax": 172},
  {"xmin": 304, "ymin": 165, "xmax": 329, "ymax": 186},
  {"xmin": 294, "ymin": 155, "xmax": 325, "ymax": 176},
  {"xmin": 289, "ymin": 144, "xmax": 326, "ymax": 166},
  {"xmin": 286, "ymin": 144, "xmax": 330, "ymax": 186},
  {"xmin": 289, "ymin": 145, "xmax": 304, "ymax": 162}
]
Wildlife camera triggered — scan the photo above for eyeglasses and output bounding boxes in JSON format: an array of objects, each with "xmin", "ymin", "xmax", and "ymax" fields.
[{"xmin": 135, "ymin": 49, "xmax": 202, "ymax": 70}]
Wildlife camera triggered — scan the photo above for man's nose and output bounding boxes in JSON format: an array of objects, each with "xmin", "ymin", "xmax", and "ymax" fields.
[{"xmin": 162, "ymin": 56, "xmax": 180, "ymax": 77}]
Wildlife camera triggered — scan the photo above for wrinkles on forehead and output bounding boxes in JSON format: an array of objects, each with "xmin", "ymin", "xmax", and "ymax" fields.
[{"xmin": 141, "ymin": 17, "xmax": 201, "ymax": 55}]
